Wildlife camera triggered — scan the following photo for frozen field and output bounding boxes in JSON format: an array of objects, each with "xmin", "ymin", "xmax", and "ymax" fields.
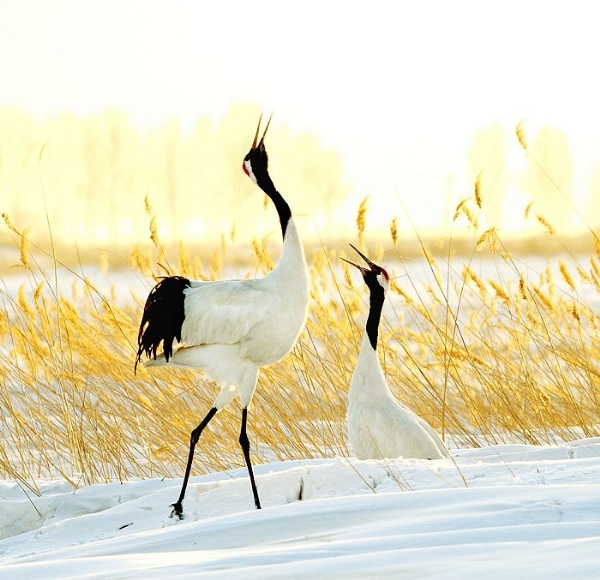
[
  {"xmin": 1, "ymin": 441, "xmax": 600, "ymax": 578},
  {"xmin": 1, "ymin": 254, "xmax": 600, "ymax": 578}
]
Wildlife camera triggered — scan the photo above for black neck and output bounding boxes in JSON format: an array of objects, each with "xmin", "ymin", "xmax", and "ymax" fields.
[
  {"xmin": 259, "ymin": 175, "xmax": 291, "ymax": 238},
  {"xmin": 366, "ymin": 284, "xmax": 385, "ymax": 350}
]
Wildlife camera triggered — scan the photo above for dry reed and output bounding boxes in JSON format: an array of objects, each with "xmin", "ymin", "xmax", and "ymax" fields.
[{"xmin": 2, "ymin": 150, "xmax": 600, "ymax": 494}]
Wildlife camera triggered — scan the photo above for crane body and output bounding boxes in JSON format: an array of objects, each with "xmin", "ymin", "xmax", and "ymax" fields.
[
  {"xmin": 343, "ymin": 245, "xmax": 449, "ymax": 461},
  {"xmin": 135, "ymin": 115, "xmax": 309, "ymax": 517}
]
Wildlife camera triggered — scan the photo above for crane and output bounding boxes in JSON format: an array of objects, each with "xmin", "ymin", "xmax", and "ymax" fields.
[
  {"xmin": 342, "ymin": 245, "xmax": 449, "ymax": 460},
  {"xmin": 135, "ymin": 114, "xmax": 309, "ymax": 518}
]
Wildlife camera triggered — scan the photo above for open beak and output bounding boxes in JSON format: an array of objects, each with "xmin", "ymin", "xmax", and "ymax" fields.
[
  {"xmin": 251, "ymin": 112, "xmax": 273, "ymax": 150},
  {"xmin": 340, "ymin": 243, "xmax": 379, "ymax": 275}
]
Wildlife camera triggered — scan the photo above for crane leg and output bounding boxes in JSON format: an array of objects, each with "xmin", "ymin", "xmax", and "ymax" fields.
[
  {"xmin": 170, "ymin": 406, "xmax": 218, "ymax": 519},
  {"xmin": 239, "ymin": 407, "xmax": 262, "ymax": 509}
]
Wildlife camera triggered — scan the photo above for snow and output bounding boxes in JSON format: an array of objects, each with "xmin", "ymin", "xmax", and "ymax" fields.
[
  {"xmin": 2, "ymin": 442, "xmax": 600, "ymax": 579},
  {"xmin": 2, "ymin": 255, "xmax": 600, "ymax": 577}
]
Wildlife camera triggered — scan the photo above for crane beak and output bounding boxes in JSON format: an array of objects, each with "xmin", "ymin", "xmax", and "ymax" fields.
[
  {"xmin": 340, "ymin": 243, "xmax": 379, "ymax": 275},
  {"xmin": 251, "ymin": 112, "xmax": 273, "ymax": 149}
]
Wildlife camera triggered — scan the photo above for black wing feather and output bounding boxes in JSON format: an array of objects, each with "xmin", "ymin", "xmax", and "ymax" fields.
[{"xmin": 135, "ymin": 276, "xmax": 191, "ymax": 372}]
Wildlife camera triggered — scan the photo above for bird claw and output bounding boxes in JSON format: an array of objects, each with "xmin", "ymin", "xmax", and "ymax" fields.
[{"xmin": 170, "ymin": 502, "xmax": 184, "ymax": 520}]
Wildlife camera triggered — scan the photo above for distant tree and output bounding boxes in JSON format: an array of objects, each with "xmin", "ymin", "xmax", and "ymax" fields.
[
  {"xmin": 467, "ymin": 123, "xmax": 507, "ymax": 227},
  {"xmin": 520, "ymin": 127, "xmax": 574, "ymax": 232},
  {"xmin": 159, "ymin": 119, "xmax": 183, "ymax": 222},
  {"xmin": 0, "ymin": 104, "xmax": 351, "ymax": 245},
  {"xmin": 586, "ymin": 164, "xmax": 600, "ymax": 231}
]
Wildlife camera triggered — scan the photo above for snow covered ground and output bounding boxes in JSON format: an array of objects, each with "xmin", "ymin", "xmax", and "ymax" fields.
[
  {"xmin": 2, "ymin": 256, "xmax": 600, "ymax": 577},
  {"xmin": 1, "ymin": 441, "xmax": 600, "ymax": 579}
]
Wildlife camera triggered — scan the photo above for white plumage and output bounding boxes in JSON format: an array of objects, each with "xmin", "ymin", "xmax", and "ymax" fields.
[
  {"xmin": 135, "ymin": 115, "xmax": 309, "ymax": 517},
  {"xmin": 145, "ymin": 220, "xmax": 308, "ymax": 407},
  {"xmin": 343, "ymin": 245, "xmax": 449, "ymax": 461}
]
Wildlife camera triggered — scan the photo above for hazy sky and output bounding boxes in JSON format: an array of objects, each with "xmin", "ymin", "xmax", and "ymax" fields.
[{"xmin": 2, "ymin": 0, "xmax": 600, "ymax": 234}]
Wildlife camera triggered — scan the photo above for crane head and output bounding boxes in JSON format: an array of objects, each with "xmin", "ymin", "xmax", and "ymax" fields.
[
  {"xmin": 341, "ymin": 244, "xmax": 390, "ymax": 293},
  {"xmin": 243, "ymin": 113, "xmax": 273, "ymax": 185}
]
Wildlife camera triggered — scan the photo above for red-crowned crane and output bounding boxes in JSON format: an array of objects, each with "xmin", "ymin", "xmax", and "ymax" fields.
[
  {"xmin": 135, "ymin": 115, "xmax": 309, "ymax": 518},
  {"xmin": 342, "ymin": 245, "xmax": 449, "ymax": 460}
]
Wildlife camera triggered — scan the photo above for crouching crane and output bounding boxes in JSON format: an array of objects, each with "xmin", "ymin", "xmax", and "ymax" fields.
[{"xmin": 342, "ymin": 245, "xmax": 449, "ymax": 460}]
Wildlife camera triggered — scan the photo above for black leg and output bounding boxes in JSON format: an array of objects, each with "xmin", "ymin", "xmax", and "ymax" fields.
[
  {"xmin": 170, "ymin": 406, "xmax": 218, "ymax": 519},
  {"xmin": 239, "ymin": 407, "xmax": 261, "ymax": 509}
]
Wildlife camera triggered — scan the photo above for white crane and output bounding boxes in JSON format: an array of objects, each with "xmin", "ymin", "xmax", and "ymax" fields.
[
  {"xmin": 342, "ymin": 245, "xmax": 449, "ymax": 460},
  {"xmin": 135, "ymin": 114, "xmax": 309, "ymax": 518}
]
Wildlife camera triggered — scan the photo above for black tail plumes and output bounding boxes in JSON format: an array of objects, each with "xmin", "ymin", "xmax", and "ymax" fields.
[{"xmin": 135, "ymin": 276, "xmax": 191, "ymax": 372}]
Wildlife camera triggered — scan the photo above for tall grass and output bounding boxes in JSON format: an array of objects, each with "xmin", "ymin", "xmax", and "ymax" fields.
[{"xmin": 2, "ymin": 180, "xmax": 600, "ymax": 495}]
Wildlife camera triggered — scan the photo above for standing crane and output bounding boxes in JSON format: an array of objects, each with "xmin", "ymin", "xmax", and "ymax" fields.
[
  {"xmin": 135, "ymin": 114, "xmax": 309, "ymax": 518},
  {"xmin": 342, "ymin": 245, "xmax": 449, "ymax": 460}
]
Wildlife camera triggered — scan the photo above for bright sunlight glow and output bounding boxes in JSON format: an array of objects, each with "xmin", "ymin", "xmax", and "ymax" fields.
[{"xmin": 2, "ymin": 0, "xmax": 600, "ymax": 243}]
